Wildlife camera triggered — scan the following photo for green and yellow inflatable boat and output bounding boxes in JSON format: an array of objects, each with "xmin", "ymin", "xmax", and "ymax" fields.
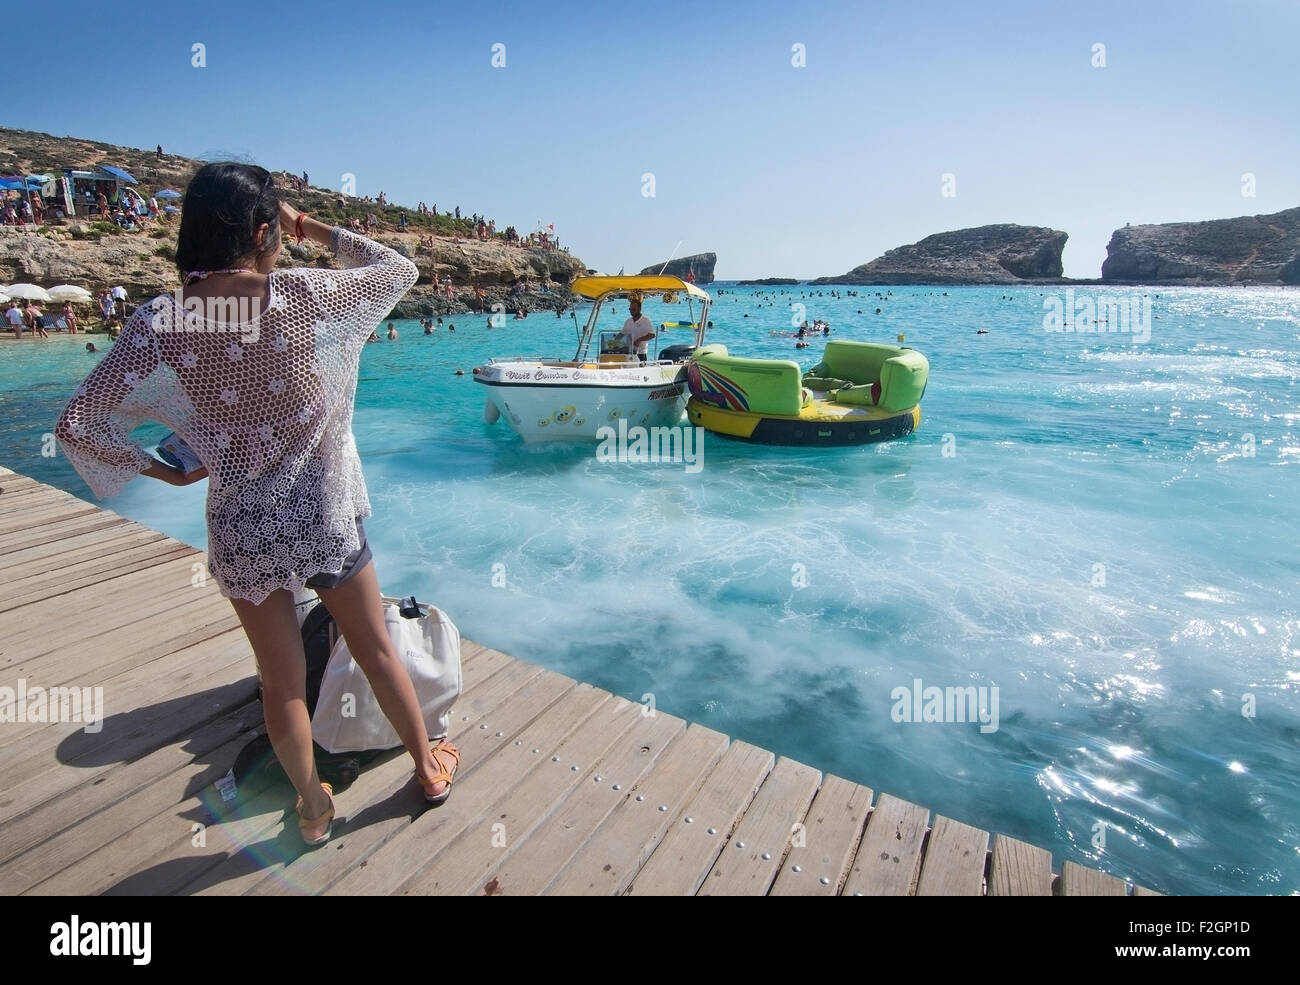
[{"xmin": 686, "ymin": 340, "xmax": 929, "ymax": 446}]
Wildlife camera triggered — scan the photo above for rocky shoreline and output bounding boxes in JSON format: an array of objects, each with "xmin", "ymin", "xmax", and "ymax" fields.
[
  {"xmin": 639, "ymin": 252, "xmax": 716, "ymax": 284},
  {"xmin": 811, "ymin": 208, "xmax": 1300, "ymax": 287},
  {"xmin": 0, "ymin": 126, "xmax": 590, "ymax": 319}
]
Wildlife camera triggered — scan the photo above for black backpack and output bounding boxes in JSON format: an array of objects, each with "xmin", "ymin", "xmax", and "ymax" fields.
[{"xmin": 232, "ymin": 601, "xmax": 388, "ymax": 792}]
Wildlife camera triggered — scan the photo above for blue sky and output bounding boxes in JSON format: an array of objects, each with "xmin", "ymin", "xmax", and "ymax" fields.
[{"xmin": 17, "ymin": 0, "xmax": 1300, "ymax": 279}]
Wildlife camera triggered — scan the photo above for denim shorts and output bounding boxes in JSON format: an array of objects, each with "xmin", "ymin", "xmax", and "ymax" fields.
[{"xmin": 305, "ymin": 516, "xmax": 372, "ymax": 589}]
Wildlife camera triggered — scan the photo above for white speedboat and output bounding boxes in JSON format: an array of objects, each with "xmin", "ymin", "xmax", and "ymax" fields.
[{"xmin": 474, "ymin": 275, "xmax": 711, "ymax": 443}]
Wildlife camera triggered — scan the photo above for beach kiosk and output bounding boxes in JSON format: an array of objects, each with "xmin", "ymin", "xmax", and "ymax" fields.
[{"xmin": 63, "ymin": 164, "xmax": 137, "ymax": 217}]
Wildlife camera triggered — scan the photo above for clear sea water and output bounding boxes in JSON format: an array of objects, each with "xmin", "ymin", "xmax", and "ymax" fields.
[{"xmin": 2, "ymin": 284, "xmax": 1297, "ymax": 896}]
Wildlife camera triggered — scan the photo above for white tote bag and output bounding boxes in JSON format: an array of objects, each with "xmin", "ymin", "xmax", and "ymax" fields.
[{"xmin": 310, "ymin": 598, "xmax": 462, "ymax": 754}]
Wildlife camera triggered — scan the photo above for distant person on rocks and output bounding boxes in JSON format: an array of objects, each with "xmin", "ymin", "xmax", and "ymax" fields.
[
  {"xmin": 157, "ymin": 144, "xmax": 164, "ymax": 158},
  {"xmin": 399, "ymin": 211, "xmax": 407, "ymax": 231}
]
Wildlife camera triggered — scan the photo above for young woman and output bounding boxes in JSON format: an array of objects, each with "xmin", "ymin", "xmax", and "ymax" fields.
[{"xmin": 55, "ymin": 163, "xmax": 459, "ymax": 847}]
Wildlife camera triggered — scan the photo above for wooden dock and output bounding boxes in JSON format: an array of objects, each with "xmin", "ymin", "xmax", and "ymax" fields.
[{"xmin": 0, "ymin": 466, "xmax": 1161, "ymax": 896}]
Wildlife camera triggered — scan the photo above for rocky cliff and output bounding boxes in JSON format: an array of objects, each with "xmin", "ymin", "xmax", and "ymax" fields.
[
  {"xmin": 1100, "ymin": 207, "xmax": 1300, "ymax": 284},
  {"xmin": 812, "ymin": 225, "xmax": 1067, "ymax": 285},
  {"xmin": 0, "ymin": 126, "xmax": 589, "ymax": 317},
  {"xmin": 639, "ymin": 252, "xmax": 716, "ymax": 284}
]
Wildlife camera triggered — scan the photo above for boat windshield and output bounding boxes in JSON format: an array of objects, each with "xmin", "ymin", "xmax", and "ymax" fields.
[{"xmin": 577, "ymin": 289, "xmax": 707, "ymax": 362}]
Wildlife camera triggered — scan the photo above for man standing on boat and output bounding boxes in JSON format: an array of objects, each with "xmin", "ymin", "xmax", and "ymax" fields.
[{"xmin": 620, "ymin": 295, "xmax": 656, "ymax": 363}]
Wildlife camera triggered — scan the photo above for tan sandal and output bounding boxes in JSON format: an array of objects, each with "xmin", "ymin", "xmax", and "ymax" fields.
[
  {"xmin": 419, "ymin": 739, "xmax": 460, "ymax": 806},
  {"xmin": 296, "ymin": 781, "xmax": 335, "ymax": 847}
]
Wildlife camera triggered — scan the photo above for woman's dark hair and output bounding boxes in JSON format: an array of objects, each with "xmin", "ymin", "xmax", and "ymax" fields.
[{"xmin": 175, "ymin": 163, "xmax": 280, "ymax": 276}]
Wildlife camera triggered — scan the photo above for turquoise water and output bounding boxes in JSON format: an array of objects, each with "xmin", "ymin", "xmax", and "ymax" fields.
[{"xmin": 3, "ymin": 284, "xmax": 1297, "ymax": 896}]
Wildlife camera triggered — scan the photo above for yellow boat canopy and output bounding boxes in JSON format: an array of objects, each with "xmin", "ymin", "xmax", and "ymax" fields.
[{"xmin": 570, "ymin": 274, "xmax": 711, "ymax": 302}]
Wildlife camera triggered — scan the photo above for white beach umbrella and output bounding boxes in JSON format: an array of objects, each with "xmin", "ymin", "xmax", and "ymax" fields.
[
  {"xmin": 0, "ymin": 293, "xmax": 10, "ymax": 305},
  {"xmin": 3, "ymin": 283, "xmax": 53, "ymax": 302},
  {"xmin": 47, "ymin": 285, "xmax": 94, "ymax": 303}
]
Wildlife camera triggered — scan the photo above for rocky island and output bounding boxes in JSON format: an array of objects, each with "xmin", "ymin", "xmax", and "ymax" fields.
[
  {"xmin": 638, "ymin": 252, "xmax": 716, "ymax": 284},
  {"xmin": 1101, "ymin": 206, "xmax": 1300, "ymax": 284},
  {"xmin": 811, "ymin": 224, "xmax": 1067, "ymax": 285},
  {"xmin": 0, "ymin": 127, "xmax": 588, "ymax": 318}
]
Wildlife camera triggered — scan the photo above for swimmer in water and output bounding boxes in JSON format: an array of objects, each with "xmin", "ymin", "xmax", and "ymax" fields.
[
  {"xmin": 85, "ymin": 342, "xmax": 98, "ymax": 352},
  {"xmin": 387, "ymin": 322, "xmax": 398, "ymax": 340}
]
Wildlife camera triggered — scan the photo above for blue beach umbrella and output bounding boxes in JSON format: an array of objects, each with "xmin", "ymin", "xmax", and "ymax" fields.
[
  {"xmin": 163, "ymin": 205, "xmax": 180, "ymax": 213},
  {"xmin": 155, "ymin": 189, "xmax": 182, "ymax": 199}
]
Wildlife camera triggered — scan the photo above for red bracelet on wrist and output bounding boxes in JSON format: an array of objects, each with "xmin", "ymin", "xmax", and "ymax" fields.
[{"xmin": 295, "ymin": 213, "xmax": 306, "ymax": 243}]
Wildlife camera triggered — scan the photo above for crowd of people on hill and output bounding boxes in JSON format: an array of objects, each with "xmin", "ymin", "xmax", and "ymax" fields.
[
  {"xmin": 1, "ymin": 193, "xmax": 45, "ymax": 226},
  {"xmin": 2, "ymin": 184, "xmax": 170, "ymax": 230},
  {"xmin": 277, "ymin": 170, "xmax": 310, "ymax": 192}
]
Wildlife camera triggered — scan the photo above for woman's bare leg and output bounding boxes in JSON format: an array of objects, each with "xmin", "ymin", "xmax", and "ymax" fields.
[
  {"xmin": 228, "ymin": 589, "xmax": 332, "ymax": 836},
  {"xmin": 313, "ymin": 562, "xmax": 444, "ymax": 794}
]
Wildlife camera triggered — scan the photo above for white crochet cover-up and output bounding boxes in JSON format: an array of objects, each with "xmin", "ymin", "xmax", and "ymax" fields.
[{"xmin": 55, "ymin": 228, "xmax": 419, "ymax": 604}]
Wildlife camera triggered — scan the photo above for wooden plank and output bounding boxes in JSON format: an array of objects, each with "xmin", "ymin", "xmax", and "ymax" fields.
[
  {"xmin": 841, "ymin": 793, "xmax": 930, "ymax": 896},
  {"xmin": 0, "ymin": 500, "xmax": 101, "ymax": 535},
  {"xmin": 60, "ymin": 650, "xmax": 525, "ymax": 897},
  {"xmin": 0, "ymin": 485, "xmax": 70, "ymax": 515},
  {"xmin": 244, "ymin": 663, "xmax": 572, "ymax": 897},
  {"xmin": 627, "ymin": 740, "xmax": 773, "ymax": 896},
  {"xmin": 2, "ymin": 587, "xmax": 232, "ymax": 685},
  {"xmin": 0, "ymin": 618, "xmax": 250, "ymax": 752},
  {"xmin": 27, "ymin": 752, "xmax": 289, "ymax": 896},
  {"xmin": 394, "ymin": 696, "xmax": 647, "ymax": 896},
  {"xmin": 3, "ymin": 588, "xmax": 236, "ymax": 684},
  {"xmin": 1060, "ymin": 860, "xmax": 1128, "ymax": 896},
  {"xmin": 0, "ymin": 653, "xmax": 258, "ymax": 816},
  {"xmin": 0, "ymin": 540, "xmax": 197, "ymax": 611},
  {"xmin": 699, "ymin": 756, "xmax": 821, "ymax": 896},
  {"xmin": 917, "ymin": 815, "xmax": 989, "ymax": 896},
  {"xmin": 465, "ymin": 708, "xmax": 687, "ymax": 895},
  {"xmin": 184, "ymin": 658, "xmax": 562, "ymax": 896},
  {"xmin": 768, "ymin": 774, "xmax": 871, "ymax": 896},
  {"xmin": 21, "ymin": 722, "xmax": 278, "ymax": 896},
  {"xmin": 326, "ymin": 683, "xmax": 613, "ymax": 895},
  {"xmin": 0, "ymin": 510, "xmax": 132, "ymax": 554},
  {"xmin": 988, "ymin": 833, "xmax": 1053, "ymax": 896},
  {"xmin": 1133, "ymin": 884, "xmax": 1165, "ymax": 897},
  {"xmin": 0, "ymin": 702, "xmax": 263, "ymax": 893},
  {"xmin": 545, "ymin": 723, "xmax": 728, "ymax": 896},
  {"xmin": 0, "ymin": 526, "xmax": 171, "ymax": 579},
  {"xmin": 0, "ymin": 553, "xmax": 221, "ymax": 653}
]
